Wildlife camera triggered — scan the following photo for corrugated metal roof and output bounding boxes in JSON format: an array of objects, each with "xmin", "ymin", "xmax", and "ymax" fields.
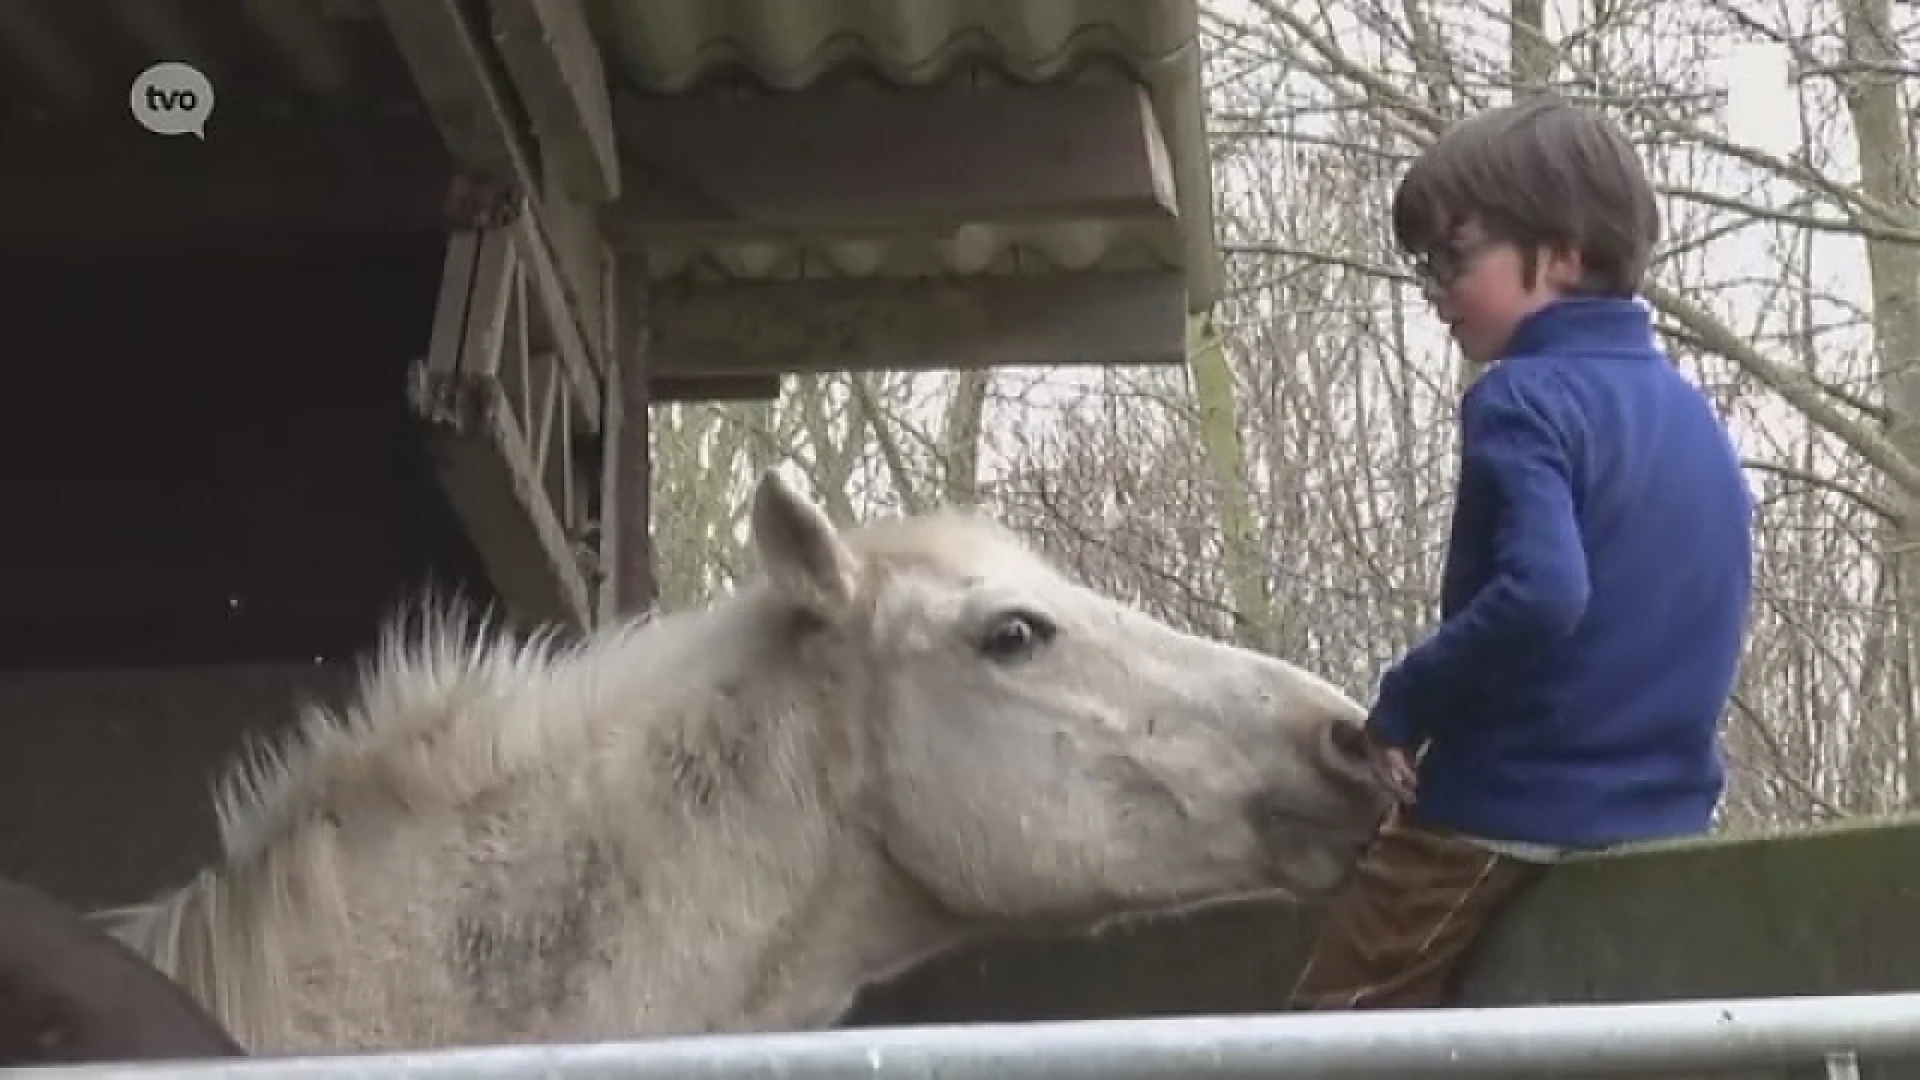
[
  {"xmin": 586, "ymin": 0, "xmax": 1219, "ymax": 312},
  {"xmin": 589, "ymin": 1, "xmax": 1194, "ymax": 93}
]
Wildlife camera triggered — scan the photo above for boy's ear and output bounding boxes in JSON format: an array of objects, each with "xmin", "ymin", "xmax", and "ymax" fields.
[{"xmin": 1540, "ymin": 244, "xmax": 1587, "ymax": 290}]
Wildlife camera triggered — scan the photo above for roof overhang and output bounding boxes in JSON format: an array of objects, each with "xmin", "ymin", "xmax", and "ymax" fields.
[
  {"xmin": 585, "ymin": 2, "xmax": 1221, "ymax": 312},
  {"xmin": 394, "ymin": 0, "xmax": 1221, "ymax": 380},
  {"xmin": 0, "ymin": 1, "xmax": 1221, "ymax": 380}
]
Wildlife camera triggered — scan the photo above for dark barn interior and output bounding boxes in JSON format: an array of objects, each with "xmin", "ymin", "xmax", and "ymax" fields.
[
  {"xmin": 0, "ymin": 240, "xmax": 500, "ymax": 673},
  {"xmin": 0, "ymin": 239, "xmax": 504, "ymax": 908},
  {"xmin": 0, "ymin": 1, "xmax": 498, "ymax": 908}
]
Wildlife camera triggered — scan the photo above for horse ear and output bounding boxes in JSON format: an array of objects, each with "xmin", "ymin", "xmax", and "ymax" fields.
[{"xmin": 749, "ymin": 468, "xmax": 860, "ymax": 622}]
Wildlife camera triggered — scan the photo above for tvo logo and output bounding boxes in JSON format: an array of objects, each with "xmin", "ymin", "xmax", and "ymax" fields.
[{"xmin": 130, "ymin": 62, "xmax": 215, "ymax": 139}]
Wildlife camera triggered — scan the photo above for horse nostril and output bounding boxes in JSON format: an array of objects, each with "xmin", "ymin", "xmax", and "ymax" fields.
[{"xmin": 1325, "ymin": 715, "xmax": 1371, "ymax": 768}]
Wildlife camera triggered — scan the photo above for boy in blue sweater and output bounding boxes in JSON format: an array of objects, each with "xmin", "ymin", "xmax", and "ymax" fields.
[{"xmin": 1289, "ymin": 97, "xmax": 1755, "ymax": 1009}]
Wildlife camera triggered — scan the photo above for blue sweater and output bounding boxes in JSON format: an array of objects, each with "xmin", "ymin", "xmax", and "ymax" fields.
[{"xmin": 1369, "ymin": 297, "xmax": 1754, "ymax": 849}]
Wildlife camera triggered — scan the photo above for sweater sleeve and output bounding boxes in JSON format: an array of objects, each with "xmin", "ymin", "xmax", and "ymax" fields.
[{"xmin": 1368, "ymin": 376, "xmax": 1591, "ymax": 746}]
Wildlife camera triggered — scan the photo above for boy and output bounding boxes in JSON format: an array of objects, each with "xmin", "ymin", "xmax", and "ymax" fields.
[{"xmin": 1288, "ymin": 96, "xmax": 1755, "ymax": 1010}]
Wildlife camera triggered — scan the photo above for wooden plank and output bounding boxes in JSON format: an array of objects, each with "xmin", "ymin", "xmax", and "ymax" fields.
[
  {"xmin": 510, "ymin": 209, "xmax": 603, "ymax": 422},
  {"xmin": 542, "ymin": 193, "xmax": 610, "ymax": 358},
  {"xmin": 374, "ymin": 0, "xmax": 518, "ymax": 180},
  {"xmin": 491, "ymin": 0, "xmax": 620, "ymax": 202},
  {"xmin": 458, "ymin": 231, "xmax": 517, "ymax": 380},
  {"xmin": 601, "ymin": 259, "xmax": 656, "ymax": 619},
  {"xmin": 609, "ymin": 82, "xmax": 1180, "ymax": 239},
  {"xmin": 647, "ymin": 270, "xmax": 1188, "ymax": 377},
  {"xmin": 423, "ymin": 232, "xmax": 484, "ymax": 381}
]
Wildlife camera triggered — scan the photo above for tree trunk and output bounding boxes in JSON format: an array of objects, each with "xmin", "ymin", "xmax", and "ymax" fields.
[
  {"xmin": 1838, "ymin": 0, "xmax": 1920, "ymax": 802},
  {"xmin": 1188, "ymin": 313, "xmax": 1274, "ymax": 645}
]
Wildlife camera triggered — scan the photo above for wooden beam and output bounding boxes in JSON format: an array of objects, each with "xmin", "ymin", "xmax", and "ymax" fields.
[
  {"xmin": 650, "ymin": 375, "xmax": 782, "ymax": 402},
  {"xmin": 0, "ymin": 116, "xmax": 451, "ymax": 257},
  {"xmin": 374, "ymin": 0, "xmax": 519, "ymax": 181},
  {"xmin": 609, "ymin": 83, "xmax": 1180, "ymax": 240},
  {"xmin": 490, "ymin": 0, "xmax": 620, "ymax": 203},
  {"xmin": 602, "ymin": 258, "xmax": 656, "ymax": 619},
  {"xmin": 647, "ymin": 270, "xmax": 1187, "ymax": 377},
  {"xmin": 506, "ymin": 207, "xmax": 603, "ymax": 422}
]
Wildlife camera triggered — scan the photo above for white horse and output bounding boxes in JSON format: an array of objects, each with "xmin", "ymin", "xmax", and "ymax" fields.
[{"xmin": 98, "ymin": 470, "xmax": 1388, "ymax": 1054}]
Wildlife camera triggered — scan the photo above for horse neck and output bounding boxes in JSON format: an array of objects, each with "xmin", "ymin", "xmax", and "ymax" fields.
[{"xmin": 584, "ymin": 613, "xmax": 967, "ymax": 1033}]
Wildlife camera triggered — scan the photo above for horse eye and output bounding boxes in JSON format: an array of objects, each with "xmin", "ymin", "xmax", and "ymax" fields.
[{"xmin": 979, "ymin": 610, "xmax": 1057, "ymax": 662}]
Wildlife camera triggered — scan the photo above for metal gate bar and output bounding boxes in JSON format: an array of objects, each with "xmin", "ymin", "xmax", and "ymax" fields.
[{"xmin": 33, "ymin": 992, "xmax": 1920, "ymax": 1079}]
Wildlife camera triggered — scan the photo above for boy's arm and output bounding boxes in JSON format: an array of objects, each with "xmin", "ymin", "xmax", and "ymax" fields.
[{"xmin": 1368, "ymin": 377, "xmax": 1590, "ymax": 747}]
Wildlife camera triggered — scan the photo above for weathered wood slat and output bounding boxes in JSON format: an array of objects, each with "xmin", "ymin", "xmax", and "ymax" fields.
[
  {"xmin": 509, "ymin": 210, "xmax": 603, "ymax": 423},
  {"xmin": 410, "ymin": 228, "xmax": 597, "ymax": 630},
  {"xmin": 648, "ymin": 269, "xmax": 1187, "ymax": 377},
  {"xmin": 408, "ymin": 365, "xmax": 594, "ymax": 630},
  {"xmin": 491, "ymin": 0, "xmax": 621, "ymax": 203},
  {"xmin": 376, "ymin": 0, "xmax": 611, "ymax": 413},
  {"xmin": 650, "ymin": 375, "xmax": 782, "ymax": 402},
  {"xmin": 610, "ymin": 83, "xmax": 1179, "ymax": 238}
]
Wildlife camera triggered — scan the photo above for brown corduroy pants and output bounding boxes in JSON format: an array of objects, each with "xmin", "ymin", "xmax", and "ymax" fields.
[{"xmin": 1288, "ymin": 811, "xmax": 1550, "ymax": 1010}]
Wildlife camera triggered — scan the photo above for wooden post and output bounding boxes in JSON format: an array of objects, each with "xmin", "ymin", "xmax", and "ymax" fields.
[{"xmin": 602, "ymin": 255, "xmax": 657, "ymax": 619}]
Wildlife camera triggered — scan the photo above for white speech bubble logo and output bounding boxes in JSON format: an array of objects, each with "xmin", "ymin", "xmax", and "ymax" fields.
[{"xmin": 130, "ymin": 62, "xmax": 214, "ymax": 139}]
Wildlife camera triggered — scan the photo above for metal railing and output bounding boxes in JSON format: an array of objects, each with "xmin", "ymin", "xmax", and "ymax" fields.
[{"xmin": 28, "ymin": 992, "xmax": 1920, "ymax": 1079}]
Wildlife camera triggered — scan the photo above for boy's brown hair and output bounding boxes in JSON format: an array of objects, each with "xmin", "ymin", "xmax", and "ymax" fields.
[{"xmin": 1391, "ymin": 96, "xmax": 1660, "ymax": 296}]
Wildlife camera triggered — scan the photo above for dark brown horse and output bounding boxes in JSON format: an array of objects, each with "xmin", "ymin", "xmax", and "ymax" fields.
[{"xmin": 0, "ymin": 875, "xmax": 243, "ymax": 1065}]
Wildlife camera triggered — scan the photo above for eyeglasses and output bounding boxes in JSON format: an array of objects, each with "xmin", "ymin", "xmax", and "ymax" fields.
[{"xmin": 1407, "ymin": 236, "xmax": 1500, "ymax": 290}]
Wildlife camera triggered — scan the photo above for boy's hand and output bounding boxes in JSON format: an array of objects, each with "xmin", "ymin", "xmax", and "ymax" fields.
[{"xmin": 1369, "ymin": 738, "xmax": 1419, "ymax": 805}]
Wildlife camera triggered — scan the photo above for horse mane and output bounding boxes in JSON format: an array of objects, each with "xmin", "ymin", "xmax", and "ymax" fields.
[{"xmin": 98, "ymin": 593, "xmax": 690, "ymax": 1042}]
